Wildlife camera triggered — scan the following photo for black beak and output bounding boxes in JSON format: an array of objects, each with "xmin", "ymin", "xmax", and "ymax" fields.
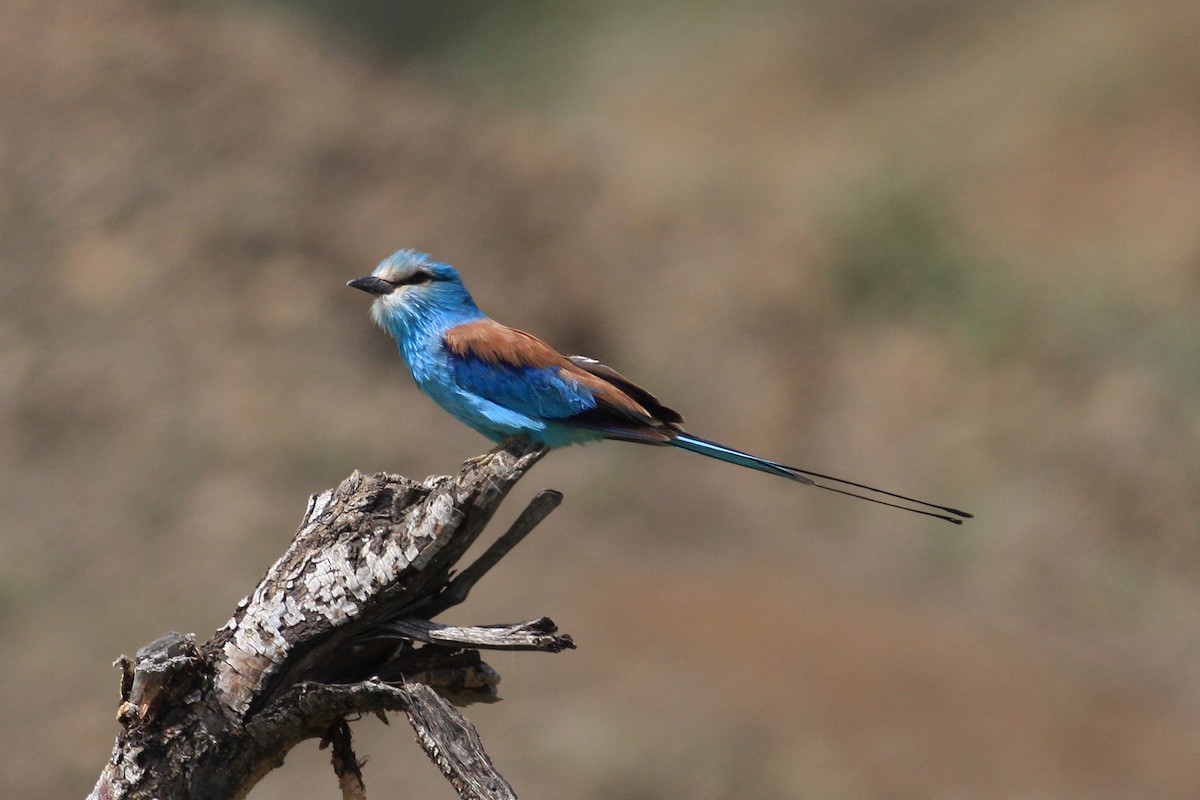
[{"xmin": 347, "ymin": 276, "xmax": 394, "ymax": 295}]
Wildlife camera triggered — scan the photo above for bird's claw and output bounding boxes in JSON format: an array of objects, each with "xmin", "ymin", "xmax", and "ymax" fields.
[
  {"xmin": 463, "ymin": 451, "xmax": 497, "ymax": 468},
  {"xmin": 462, "ymin": 436, "xmax": 525, "ymax": 469}
]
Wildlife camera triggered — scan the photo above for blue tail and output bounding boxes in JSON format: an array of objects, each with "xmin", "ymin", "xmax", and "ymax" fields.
[
  {"xmin": 671, "ymin": 433, "xmax": 813, "ymax": 484},
  {"xmin": 670, "ymin": 433, "xmax": 971, "ymax": 525}
]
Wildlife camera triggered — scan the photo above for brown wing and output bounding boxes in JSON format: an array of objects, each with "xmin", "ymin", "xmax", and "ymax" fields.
[
  {"xmin": 566, "ymin": 355, "xmax": 684, "ymax": 425},
  {"xmin": 444, "ymin": 319, "xmax": 681, "ymax": 442}
]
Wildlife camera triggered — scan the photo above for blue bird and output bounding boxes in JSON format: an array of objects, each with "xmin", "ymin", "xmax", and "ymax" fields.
[{"xmin": 349, "ymin": 250, "xmax": 971, "ymax": 524}]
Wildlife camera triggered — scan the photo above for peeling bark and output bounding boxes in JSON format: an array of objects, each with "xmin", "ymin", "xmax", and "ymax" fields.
[{"xmin": 89, "ymin": 439, "xmax": 572, "ymax": 800}]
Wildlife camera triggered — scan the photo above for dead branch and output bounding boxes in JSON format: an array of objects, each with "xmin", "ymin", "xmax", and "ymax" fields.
[{"xmin": 89, "ymin": 438, "xmax": 570, "ymax": 800}]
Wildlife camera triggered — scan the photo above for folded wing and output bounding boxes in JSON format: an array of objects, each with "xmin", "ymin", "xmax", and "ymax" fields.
[{"xmin": 444, "ymin": 319, "xmax": 683, "ymax": 443}]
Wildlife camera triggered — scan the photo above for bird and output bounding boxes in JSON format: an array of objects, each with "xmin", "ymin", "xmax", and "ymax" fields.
[{"xmin": 348, "ymin": 250, "xmax": 971, "ymax": 524}]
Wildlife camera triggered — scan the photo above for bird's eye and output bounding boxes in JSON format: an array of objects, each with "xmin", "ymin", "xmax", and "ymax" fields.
[{"xmin": 390, "ymin": 271, "xmax": 435, "ymax": 287}]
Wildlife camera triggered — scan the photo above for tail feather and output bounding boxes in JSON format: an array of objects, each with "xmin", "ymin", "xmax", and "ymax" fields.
[
  {"xmin": 671, "ymin": 433, "xmax": 813, "ymax": 484},
  {"xmin": 669, "ymin": 432, "xmax": 971, "ymax": 525}
]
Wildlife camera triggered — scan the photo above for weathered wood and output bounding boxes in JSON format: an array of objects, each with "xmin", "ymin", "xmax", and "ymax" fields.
[
  {"xmin": 400, "ymin": 683, "xmax": 517, "ymax": 800},
  {"xmin": 383, "ymin": 617, "xmax": 575, "ymax": 652},
  {"xmin": 89, "ymin": 438, "xmax": 566, "ymax": 800},
  {"xmin": 322, "ymin": 719, "xmax": 366, "ymax": 800},
  {"xmin": 416, "ymin": 489, "xmax": 564, "ymax": 618}
]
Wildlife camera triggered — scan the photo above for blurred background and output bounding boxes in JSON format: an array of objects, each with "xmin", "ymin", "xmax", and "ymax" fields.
[{"xmin": 3, "ymin": 1, "xmax": 1200, "ymax": 797}]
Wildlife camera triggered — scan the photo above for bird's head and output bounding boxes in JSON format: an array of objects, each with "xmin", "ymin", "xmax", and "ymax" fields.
[{"xmin": 348, "ymin": 250, "xmax": 480, "ymax": 332}]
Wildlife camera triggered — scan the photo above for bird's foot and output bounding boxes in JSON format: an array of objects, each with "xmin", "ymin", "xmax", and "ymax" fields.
[
  {"xmin": 462, "ymin": 436, "xmax": 526, "ymax": 469},
  {"xmin": 463, "ymin": 451, "xmax": 497, "ymax": 469}
]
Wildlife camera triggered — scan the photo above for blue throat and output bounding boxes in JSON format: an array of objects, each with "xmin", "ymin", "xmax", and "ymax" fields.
[{"xmin": 375, "ymin": 285, "xmax": 484, "ymax": 375}]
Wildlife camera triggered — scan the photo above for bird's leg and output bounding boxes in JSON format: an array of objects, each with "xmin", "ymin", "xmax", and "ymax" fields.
[{"xmin": 462, "ymin": 436, "xmax": 527, "ymax": 468}]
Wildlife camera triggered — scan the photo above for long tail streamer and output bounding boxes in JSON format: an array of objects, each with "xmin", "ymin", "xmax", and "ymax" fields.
[{"xmin": 671, "ymin": 433, "xmax": 972, "ymax": 525}]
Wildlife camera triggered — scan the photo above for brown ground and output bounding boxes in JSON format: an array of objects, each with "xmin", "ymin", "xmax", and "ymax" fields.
[{"xmin": 3, "ymin": 1, "xmax": 1200, "ymax": 797}]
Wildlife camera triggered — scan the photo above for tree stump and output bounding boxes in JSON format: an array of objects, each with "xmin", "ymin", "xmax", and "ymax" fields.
[{"xmin": 89, "ymin": 438, "xmax": 572, "ymax": 800}]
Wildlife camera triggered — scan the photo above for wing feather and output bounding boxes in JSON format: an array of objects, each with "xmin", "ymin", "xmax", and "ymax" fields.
[{"xmin": 444, "ymin": 320, "xmax": 681, "ymax": 440}]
